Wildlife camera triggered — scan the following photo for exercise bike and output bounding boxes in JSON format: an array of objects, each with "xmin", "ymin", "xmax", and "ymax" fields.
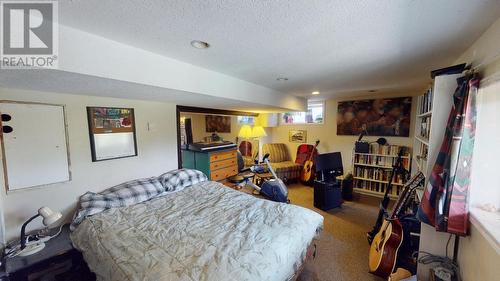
[{"xmin": 230, "ymin": 153, "xmax": 289, "ymax": 203}]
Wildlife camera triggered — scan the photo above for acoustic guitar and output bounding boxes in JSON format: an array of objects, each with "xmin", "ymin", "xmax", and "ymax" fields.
[
  {"xmin": 300, "ymin": 140, "xmax": 320, "ymax": 184},
  {"xmin": 368, "ymin": 172, "xmax": 425, "ymax": 279}
]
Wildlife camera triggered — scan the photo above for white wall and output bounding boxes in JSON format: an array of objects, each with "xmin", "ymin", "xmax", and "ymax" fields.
[
  {"xmin": 270, "ymin": 94, "xmax": 417, "ymax": 172},
  {"xmin": 0, "ymin": 88, "xmax": 178, "ymax": 242}
]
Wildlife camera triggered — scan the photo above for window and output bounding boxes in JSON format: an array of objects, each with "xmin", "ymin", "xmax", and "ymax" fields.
[
  {"xmin": 469, "ymin": 79, "xmax": 500, "ymax": 245},
  {"xmin": 237, "ymin": 116, "xmax": 255, "ymax": 125},
  {"xmin": 281, "ymin": 101, "xmax": 324, "ymax": 125},
  {"xmin": 470, "ymin": 80, "xmax": 500, "ymax": 213}
]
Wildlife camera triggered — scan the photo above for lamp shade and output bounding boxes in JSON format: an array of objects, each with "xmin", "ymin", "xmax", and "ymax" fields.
[
  {"xmin": 38, "ymin": 207, "xmax": 62, "ymax": 226},
  {"xmin": 251, "ymin": 126, "xmax": 267, "ymax": 138},
  {"xmin": 238, "ymin": 125, "xmax": 253, "ymax": 138}
]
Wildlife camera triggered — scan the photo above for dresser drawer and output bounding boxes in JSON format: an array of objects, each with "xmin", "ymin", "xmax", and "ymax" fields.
[
  {"xmin": 211, "ymin": 165, "xmax": 238, "ymax": 181},
  {"xmin": 210, "ymin": 158, "xmax": 237, "ymax": 170},
  {"xmin": 210, "ymin": 150, "xmax": 237, "ymax": 162}
]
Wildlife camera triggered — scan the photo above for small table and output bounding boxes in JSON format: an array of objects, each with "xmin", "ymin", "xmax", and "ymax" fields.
[
  {"xmin": 3, "ymin": 224, "xmax": 95, "ymax": 281},
  {"xmin": 254, "ymin": 172, "xmax": 273, "ymax": 186}
]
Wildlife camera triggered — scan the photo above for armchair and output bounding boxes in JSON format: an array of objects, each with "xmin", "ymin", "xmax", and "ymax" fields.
[{"xmin": 262, "ymin": 143, "xmax": 302, "ymax": 182}]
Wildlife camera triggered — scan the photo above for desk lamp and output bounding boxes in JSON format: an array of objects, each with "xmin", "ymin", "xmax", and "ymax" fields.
[{"xmin": 19, "ymin": 207, "xmax": 62, "ymax": 256}]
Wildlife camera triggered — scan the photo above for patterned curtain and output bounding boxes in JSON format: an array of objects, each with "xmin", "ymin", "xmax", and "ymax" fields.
[{"xmin": 417, "ymin": 75, "xmax": 480, "ymax": 235}]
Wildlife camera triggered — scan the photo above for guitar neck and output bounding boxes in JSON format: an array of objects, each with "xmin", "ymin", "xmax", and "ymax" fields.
[
  {"xmin": 390, "ymin": 172, "xmax": 425, "ymax": 219},
  {"xmin": 306, "ymin": 142, "xmax": 319, "ymax": 161}
]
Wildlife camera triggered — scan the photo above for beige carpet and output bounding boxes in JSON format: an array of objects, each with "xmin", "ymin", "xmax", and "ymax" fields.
[{"xmin": 289, "ymin": 183, "xmax": 384, "ymax": 281}]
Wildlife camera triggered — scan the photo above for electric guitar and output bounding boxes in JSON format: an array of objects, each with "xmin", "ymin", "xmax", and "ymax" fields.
[
  {"xmin": 368, "ymin": 172, "xmax": 425, "ymax": 279},
  {"xmin": 299, "ymin": 140, "xmax": 320, "ymax": 184}
]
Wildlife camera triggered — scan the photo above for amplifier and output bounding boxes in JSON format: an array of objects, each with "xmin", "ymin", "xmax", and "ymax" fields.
[
  {"xmin": 314, "ymin": 180, "xmax": 342, "ymax": 211},
  {"xmin": 355, "ymin": 141, "xmax": 370, "ymax": 153}
]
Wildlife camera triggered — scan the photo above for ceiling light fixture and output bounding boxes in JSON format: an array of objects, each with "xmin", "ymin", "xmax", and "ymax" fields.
[
  {"xmin": 276, "ymin": 77, "xmax": 288, "ymax": 81},
  {"xmin": 190, "ymin": 40, "xmax": 210, "ymax": 49},
  {"xmin": 311, "ymin": 91, "xmax": 320, "ymax": 95}
]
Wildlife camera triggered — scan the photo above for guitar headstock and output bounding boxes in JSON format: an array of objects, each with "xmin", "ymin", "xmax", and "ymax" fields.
[{"xmin": 315, "ymin": 140, "xmax": 320, "ymax": 146}]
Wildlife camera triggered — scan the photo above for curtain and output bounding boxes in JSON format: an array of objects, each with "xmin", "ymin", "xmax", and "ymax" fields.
[{"xmin": 417, "ymin": 75, "xmax": 480, "ymax": 235}]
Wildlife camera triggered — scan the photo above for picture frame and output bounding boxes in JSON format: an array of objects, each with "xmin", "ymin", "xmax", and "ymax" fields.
[
  {"xmin": 205, "ymin": 115, "xmax": 231, "ymax": 133},
  {"xmin": 87, "ymin": 107, "xmax": 138, "ymax": 162},
  {"xmin": 337, "ymin": 97, "xmax": 412, "ymax": 137},
  {"xmin": 289, "ymin": 130, "xmax": 307, "ymax": 143}
]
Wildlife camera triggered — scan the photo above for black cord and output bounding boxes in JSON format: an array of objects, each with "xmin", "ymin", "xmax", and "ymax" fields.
[
  {"xmin": 445, "ymin": 233, "xmax": 453, "ymax": 258},
  {"xmin": 416, "ymin": 251, "xmax": 461, "ymax": 281}
]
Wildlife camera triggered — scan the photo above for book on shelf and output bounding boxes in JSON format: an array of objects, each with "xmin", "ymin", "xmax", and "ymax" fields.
[
  {"xmin": 353, "ymin": 166, "xmax": 406, "ymax": 184},
  {"xmin": 352, "ymin": 144, "xmax": 410, "ymax": 197},
  {"xmin": 366, "ymin": 143, "xmax": 408, "ymax": 156},
  {"xmin": 354, "ymin": 144, "xmax": 410, "ymax": 168},
  {"xmin": 354, "ymin": 179, "xmax": 402, "ymax": 196},
  {"xmin": 419, "ymin": 116, "xmax": 432, "ymax": 139},
  {"xmin": 419, "ymin": 88, "xmax": 433, "ymax": 114}
]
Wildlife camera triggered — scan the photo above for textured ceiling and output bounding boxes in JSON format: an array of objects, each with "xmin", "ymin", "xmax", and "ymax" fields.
[{"xmin": 57, "ymin": 0, "xmax": 500, "ymax": 98}]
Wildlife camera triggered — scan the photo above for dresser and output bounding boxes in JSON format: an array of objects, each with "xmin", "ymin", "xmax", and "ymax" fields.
[{"xmin": 182, "ymin": 148, "xmax": 238, "ymax": 181}]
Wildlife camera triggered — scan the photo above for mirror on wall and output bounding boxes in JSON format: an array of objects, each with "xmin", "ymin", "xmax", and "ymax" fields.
[{"xmin": 176, "ymin": 107, "xmax": 264, "ymax": 170}]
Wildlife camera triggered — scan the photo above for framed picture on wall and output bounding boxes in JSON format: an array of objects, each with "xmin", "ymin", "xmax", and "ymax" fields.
[
  {"xmin": 337, "ymin": 97, "xmax": 412, "ymax": 137},
  {"xmin": 87, "ymin": 107, "xmax": 138, "ymax": 161},
  {"xmin": 205, "ymin": 115, "xmax": 231, "ymax": 133},
  {"xmin": 289, "ymin": 130, "xmax": 307, "ymax": 143}
]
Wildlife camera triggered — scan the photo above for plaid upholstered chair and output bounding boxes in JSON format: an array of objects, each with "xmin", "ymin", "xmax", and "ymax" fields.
[{"xmin": 262, "ymin": 143, "xmax": 302, "ymax": 182}]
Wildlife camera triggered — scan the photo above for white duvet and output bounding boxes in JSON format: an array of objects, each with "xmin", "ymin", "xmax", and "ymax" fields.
[{"xmin": 71, "ymin": 181, "xmax": 323, "ymax": 281}]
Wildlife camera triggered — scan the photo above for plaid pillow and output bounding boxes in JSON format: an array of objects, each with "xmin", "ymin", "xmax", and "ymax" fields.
[
  {"xmin": 158, "ymin": 169, "xmax": 208, "ymax": 192},
  {"xmin": 71, "ymin": 177, "xmax": 164, "ymax": 230}
]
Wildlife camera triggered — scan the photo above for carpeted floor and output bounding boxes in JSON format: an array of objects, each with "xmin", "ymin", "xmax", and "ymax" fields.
[{"xmin": 289, "ymin": 183, "xmax": 384, "ymax": 281}]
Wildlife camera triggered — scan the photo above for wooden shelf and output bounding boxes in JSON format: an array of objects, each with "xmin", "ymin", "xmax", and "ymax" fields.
[
  {"xmin": 354, "ymin": 152, "xmax": 410, "ymax": 158},
  {"xmin": 353, "ymin": 188, "xmax": 399, "ymax": 199},
  {"xmin": 354, "ymin": 163, "xmax": 393, "ymax": 169},
  {"xmin": 417, "ymin": 111, "xmax": 432, "ymax": 118},
  {"xmin": 415, "ymin": 136, "xmax": 430, "ymax": 146},
  {"xmin": 353, "ymin": 176, "xmax": 404, "ymax": 186}
]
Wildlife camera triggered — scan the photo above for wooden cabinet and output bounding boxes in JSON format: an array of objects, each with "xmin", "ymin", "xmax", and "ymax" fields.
[{"xmin": 182, "ymin": 148, "xmax": 238, "ymax": 181}]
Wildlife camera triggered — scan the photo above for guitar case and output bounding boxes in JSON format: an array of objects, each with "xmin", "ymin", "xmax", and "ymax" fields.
[{"xmin": 395, "ymin": 215, "xmax": 421, "ymax": 275}]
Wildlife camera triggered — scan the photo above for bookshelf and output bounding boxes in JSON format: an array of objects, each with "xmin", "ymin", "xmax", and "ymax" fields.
[
  {"xmin": 352, "ymin": 144, "xmax": 411, "ymax": 199},
  {"xmin": 413, "ymin": 73, "xmax": 464, "ymax": 280},
  {"xmin": 412, "ymin": 73, "xmax": 461, "ymax": 200}
]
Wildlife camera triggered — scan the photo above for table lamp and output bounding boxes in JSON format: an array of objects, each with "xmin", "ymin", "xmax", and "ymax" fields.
[
  {"xmin": 238, "ymin": 125, "xmax": 252, "ymax": 139},
  {"xmin": 238, "ymin": 125, "xmax": 253, "ymax": 155},
  {"xmin": 251, "ymin": 126, "xmax": 267, "ymax": 162},
  {"xmin": 19, "ymin": 206, "xmax": 62, "ymax": 256}
]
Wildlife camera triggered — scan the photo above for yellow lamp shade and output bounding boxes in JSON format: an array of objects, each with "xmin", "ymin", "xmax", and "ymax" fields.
[
  {"xmin": 251, "ymin": 126, "xmax": 267, "ymax": 138},
  {"xmin": 238, "ymin": 125, "xmax": 253, "ymax": 138}
]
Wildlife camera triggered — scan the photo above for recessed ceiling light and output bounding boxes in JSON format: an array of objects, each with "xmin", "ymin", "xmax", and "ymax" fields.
[
  {"xmin": 190, "ymin": 40, "xmax": 210, "ymax": 49},
  {"xmin": 276, "ymin": 77, "xmax": 288, "ymax": 81},
  {"xmin": 311, "ymin": 91, "xmax": 320, "ymax": 95}
]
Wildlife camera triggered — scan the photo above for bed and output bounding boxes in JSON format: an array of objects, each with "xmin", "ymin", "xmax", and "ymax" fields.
[{"xmin": 70, "ymin": 172, "xmax": 323, "ymax": 281}]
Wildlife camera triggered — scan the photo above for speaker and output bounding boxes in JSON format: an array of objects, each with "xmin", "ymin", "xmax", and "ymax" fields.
[
  {"xmin": 355, "ymin": 141, "xmax": 369, "ymax": 153},
  {"xmin": 314, "ymin": 180, "xmax": 342, "ymax": 211}
]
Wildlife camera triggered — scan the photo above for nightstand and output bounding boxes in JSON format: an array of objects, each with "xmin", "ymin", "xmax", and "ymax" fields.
[{"xmin": 3, "ymin": 224, "xmax": 95, "ymax": 281}]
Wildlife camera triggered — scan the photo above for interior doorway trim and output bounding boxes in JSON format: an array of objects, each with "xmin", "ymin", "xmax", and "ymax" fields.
[{"xmin": 176, "ymin": 106, "xmax": 259, "ymax": 168}]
